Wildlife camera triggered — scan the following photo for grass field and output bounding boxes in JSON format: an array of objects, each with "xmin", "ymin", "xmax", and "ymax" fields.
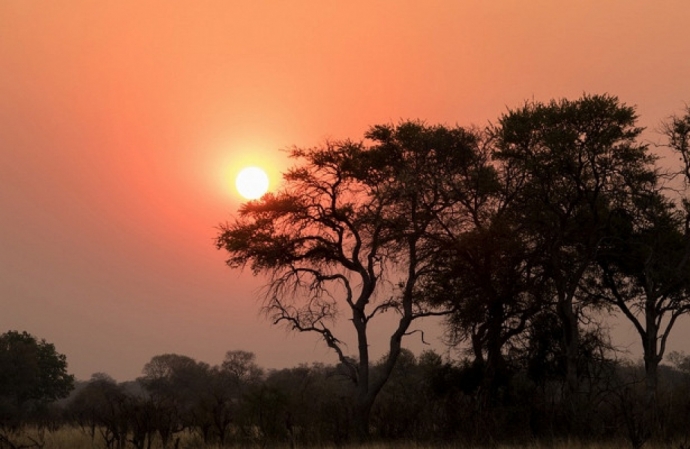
[{"xmin": 4, "ymin": 426, "xmax": 685, "ymax": 449}]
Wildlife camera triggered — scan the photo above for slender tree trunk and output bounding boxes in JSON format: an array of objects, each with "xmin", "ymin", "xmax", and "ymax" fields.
[
  {"xmin": 484, "ymin": 298, "xmax": 506, "ymax": 407},
  {"xmin": 353, "ymin": 304, "xmax": 371, "ymax": 442},
  {"xmin": 643, "ymin": 297, "xmax": 660, "ymax": 437},
  {"xmin": 642, "ymin": 293, "xmax": 661, "ymax": 404},
  {"xmin": 556, "ymin": 288, "xmax": 580, "ymax": 433},
  {"xmin": 643, "ymin": 325, "xmax": 659, "ymax": 408}
]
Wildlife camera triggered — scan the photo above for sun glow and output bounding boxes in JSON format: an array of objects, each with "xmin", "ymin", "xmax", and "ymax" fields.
[{"xmin": 235, "ymin": 166, "xmax": 269, "ymax": 200}]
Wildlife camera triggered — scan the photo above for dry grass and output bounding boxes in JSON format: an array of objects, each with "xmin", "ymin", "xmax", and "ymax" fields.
[{"xmin": 5, "ymin": 427, "xmax": 686, "ymax": 449}]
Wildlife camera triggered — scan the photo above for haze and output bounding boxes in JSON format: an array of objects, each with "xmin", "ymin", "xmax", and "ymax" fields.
[{"xmin": 2, "ymin": 1, "xmax": 689, "ymax": 381}]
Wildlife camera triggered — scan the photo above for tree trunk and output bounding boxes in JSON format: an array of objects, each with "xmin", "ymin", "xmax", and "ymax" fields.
[
  {"xmin": 643, "ymin": 296, "xmax": 660, "ymax": 407},
  {"xmin": 484, "ymin": 298, "xmax": 506, "ymax": 407},
  {"xmin": 643, "ymin": 297, "xmax": 660, "ymax": 439},
  {"xmin": 557, "ymin": 290, "xmax": 580, "ymax": 431},
  {"xmin": 353, "ymin": 304, "xmax": 372, "ymax": 442},
  {"xmin": 353, "ymin": 396, "xmax": 373, "ymax": 442}
]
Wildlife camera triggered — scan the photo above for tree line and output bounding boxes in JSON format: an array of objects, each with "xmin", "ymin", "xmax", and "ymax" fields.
[
  {"xmin": 5, "ymin": 336, "xmax": 690, "ymax": 449},
  {"xmin": 215, "ymin": 94, "xmax": 690, "ymax": 446}
]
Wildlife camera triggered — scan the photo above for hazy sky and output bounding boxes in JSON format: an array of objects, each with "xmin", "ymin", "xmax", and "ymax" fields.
[{"xmin": 2, "ymin": 1, "xmax": 690, "ymax": 381}]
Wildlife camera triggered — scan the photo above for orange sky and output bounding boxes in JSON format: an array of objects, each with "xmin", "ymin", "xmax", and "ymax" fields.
[{"xmin": 2, "ymin": 1, "xmax": 690, "ymax": 381}]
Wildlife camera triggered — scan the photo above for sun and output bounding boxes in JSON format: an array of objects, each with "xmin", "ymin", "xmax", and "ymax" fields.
[{"xmin": 235, "ymin": 166, "xmax": 269, "ymax": 200}]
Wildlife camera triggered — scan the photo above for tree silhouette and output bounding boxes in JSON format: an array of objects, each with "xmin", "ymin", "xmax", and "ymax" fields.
[
  {"xmin": 421, "ymin": 134, "xmax": 547, "ymax": 408},
  {"xmin": 138, "ymin": 354, "xmax": 210, "ymax": 448},
  {"xmin": 0, "ymin": 330, "xmax": 74, "ymax": 448},
  {"xmin": 585, "ymin": 106, "xmax": 690, "ymax": 431},
  {"xmin": 0, "ymin": 331, "xmax": 74, "ymax": 428},
  {"xmin": 490, "ymin": 95, "xmax": 654, "ymax": 418},
  {"xmin": 216, "ymin": 121, "xmax": 485, "ymax": 439}
]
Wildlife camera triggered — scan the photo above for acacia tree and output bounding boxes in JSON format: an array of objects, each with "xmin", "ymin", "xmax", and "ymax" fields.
[
  {"xmin": 583, "ymin": 107, "xmax": 690, "ymax": 420},
  {"xmin": 490, "ymin": 94, "xmax": 655, "ymax": 411},
  {"xmin": 594, "ymin": 191, "xmax": 690, "ymax": 406},
  {"xmin": 216, "ymin": 121, "xmax": 484, "ymax": 438},
  {"xmin": 421, "ymin": 135, "xmax": 550, "ymax": 408}
]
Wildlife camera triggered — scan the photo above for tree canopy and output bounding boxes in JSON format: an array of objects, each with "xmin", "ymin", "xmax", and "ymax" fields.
[{"xmin": 0, "ymin": 330, "xmax": 74, "ymax": 427}]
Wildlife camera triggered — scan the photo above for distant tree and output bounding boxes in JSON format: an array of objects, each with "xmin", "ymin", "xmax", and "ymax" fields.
[
  {"xmin": 138, "ymin": 354, "xmax": 210, "ymax": 448},
  {"xmin": 216, "ymin": 121, "xmax": 485, "ymax": 439},
  {"xmin": 220, "ymin": 350, "xmax": 263, "ymax": 386},
  {"xmin": 0, "ymin": 330, "xmax": 74, "ymax": 429},
  {"xmin": 668, "ymin": 351, "xmax": 690, "ymax": 374},
  {"xmin": 0, "ymin": 331, "xmax": 73, "ymax": 449},
  {"xmin": 265, "ymin": 362, "xmax": 354, "ymax": 446},
  {"xmin": 67, "ymin": 373, "xmax": 132, "ymax": 449},
  {"xmin": 210, "ymin": 350, "xmax": 264, "ymax": 445}
]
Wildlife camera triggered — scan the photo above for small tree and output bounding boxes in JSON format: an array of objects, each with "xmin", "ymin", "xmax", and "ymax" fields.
[
  {"xmin": 595, "ymin": 192, "xmax": 690, "ymax": 406},
  {"xmin": 67, "ymin": 373, "xmax": 132, "ymax": 449},
  {"xmin": 0, "ymin": 330, "xmax": 74, "ymax": 448},
  {"xmin": 138, "ymin": 354, "xmax": 210, "ymax": 448},
  {"xmin": 213, "ymin": 350, "xmax": 264, "ymax": 444},
  {"xmin": 0, "ymin": 331, "xmax": 74, "ymax": 428}
]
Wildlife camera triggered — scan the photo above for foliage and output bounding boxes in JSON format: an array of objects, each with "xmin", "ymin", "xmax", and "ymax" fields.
[
  {"xmin": 0, "ymin": 331, "xmax": 74, "ymax": 431},
  {"xmin": 33, "ymin": 348, "xmax": 690, "ymax": 448}
]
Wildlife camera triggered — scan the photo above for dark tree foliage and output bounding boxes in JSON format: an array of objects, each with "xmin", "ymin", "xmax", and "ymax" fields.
[
  {"xmin": 420, "ymin": 131, "xmax": 547, "ymax": 409},
  {"xmin": 0, "ymin": 331, "xmax": 74, "ymax": 449},
  {"xmin": 138, "ymin": 354, "xmax": 213, "ymax": 448},
  {"xmin": 594, "ymin": 192, "xmax": 690, "ymax": 405},
  {"xmin": 576, "ymin": 106, "xmax": 690, "ymax": 437},
  {"xmin": 67, "ymin": 373, "xmax": 133, "ymax": 449},
  {"xmin": 0, "ymin": 331, "xmax": 74, "ymax": 428},
  {"xmin": 490, "ymin": 94, "xmax": 655, "ymax": 411}
]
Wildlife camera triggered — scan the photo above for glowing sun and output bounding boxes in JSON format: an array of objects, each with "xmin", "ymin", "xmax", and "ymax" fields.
[{"xmin": 235, "ymin": 166, "xmax": 269, "ymax": 199}]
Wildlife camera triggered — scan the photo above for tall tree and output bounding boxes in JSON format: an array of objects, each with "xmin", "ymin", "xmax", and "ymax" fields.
[
  {"xmin": 594, "ymin": 190, "xmax": 690, "ymax": 408},
  {"xmin": 216, "ymin": 121, "xmax": 484, "ymax": 439},
  {"xmin": 590, "ymin": 106, "xmax": 690, "ymax": 412},
  {"xmin": 422, "ymin": 135, "xmax": 547, "ymax": 407},
  {"xmin": 490, "ymin": 94, "xmax": 655, "ymax": 412}
]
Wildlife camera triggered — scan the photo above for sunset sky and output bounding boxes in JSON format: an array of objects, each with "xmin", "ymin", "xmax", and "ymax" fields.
[{"xmin": 2, "ymin": 1, "xmax": 690, "ymax": 381}]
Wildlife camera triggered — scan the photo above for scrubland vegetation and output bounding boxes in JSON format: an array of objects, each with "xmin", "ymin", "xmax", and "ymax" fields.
[
  {"xmin": 5, "ymin": 422, "xmax": 690, "ymax": 449},
  {"xmin": 5, "ymin": 346, "xmax": 690, "ymax": 449}
]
